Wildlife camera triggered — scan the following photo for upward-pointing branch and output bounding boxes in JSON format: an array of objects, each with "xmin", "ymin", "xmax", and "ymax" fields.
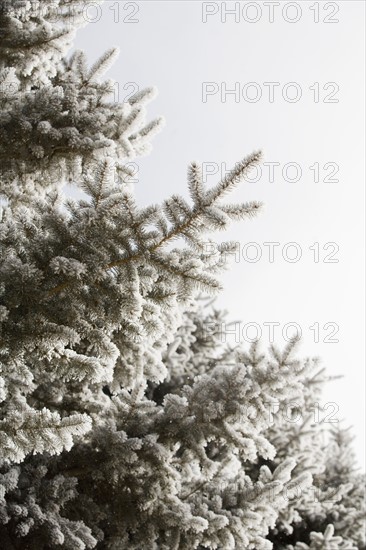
[{"xmin": 48, "ymin": 151, "xmax": 262, "ymax": 296}]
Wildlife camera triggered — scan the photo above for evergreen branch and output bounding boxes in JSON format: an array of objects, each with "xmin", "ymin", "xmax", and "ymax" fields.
[{"xmin": 47, "ymin": 152, "xmax": 262, "ymax": 296}]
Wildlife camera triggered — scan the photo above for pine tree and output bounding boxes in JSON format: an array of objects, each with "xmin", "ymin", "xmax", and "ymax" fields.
[{"xmin": 0, "ymin": 2, "xmax": 364, "ymax": 549}]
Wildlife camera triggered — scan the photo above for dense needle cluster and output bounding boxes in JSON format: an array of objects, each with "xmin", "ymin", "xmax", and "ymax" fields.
[{"xmin": 0, "ymin": 1, "xmax": 364, "ymax": 549}]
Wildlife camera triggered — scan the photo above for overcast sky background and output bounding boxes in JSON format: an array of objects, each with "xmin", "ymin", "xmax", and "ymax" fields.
[{"xmin": 73, "ymin": 1, "xmax": 365, "ymax": 464}]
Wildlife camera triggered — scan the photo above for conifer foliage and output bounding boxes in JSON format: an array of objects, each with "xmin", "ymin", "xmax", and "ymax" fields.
[{"xmin": 0, "ymin": 2, "xmax": 364, "ymax": 549}]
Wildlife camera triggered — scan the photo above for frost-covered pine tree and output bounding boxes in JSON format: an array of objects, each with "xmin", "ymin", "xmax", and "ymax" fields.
[{"xmin": 0, "ymin": 2, "xmax": 364, "ymax": 549}]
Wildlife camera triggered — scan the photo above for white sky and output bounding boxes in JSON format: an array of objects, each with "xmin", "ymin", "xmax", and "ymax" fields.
[{"xmin": 74, "ymin": 1, "xmax": 365, "ymax": 465}]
